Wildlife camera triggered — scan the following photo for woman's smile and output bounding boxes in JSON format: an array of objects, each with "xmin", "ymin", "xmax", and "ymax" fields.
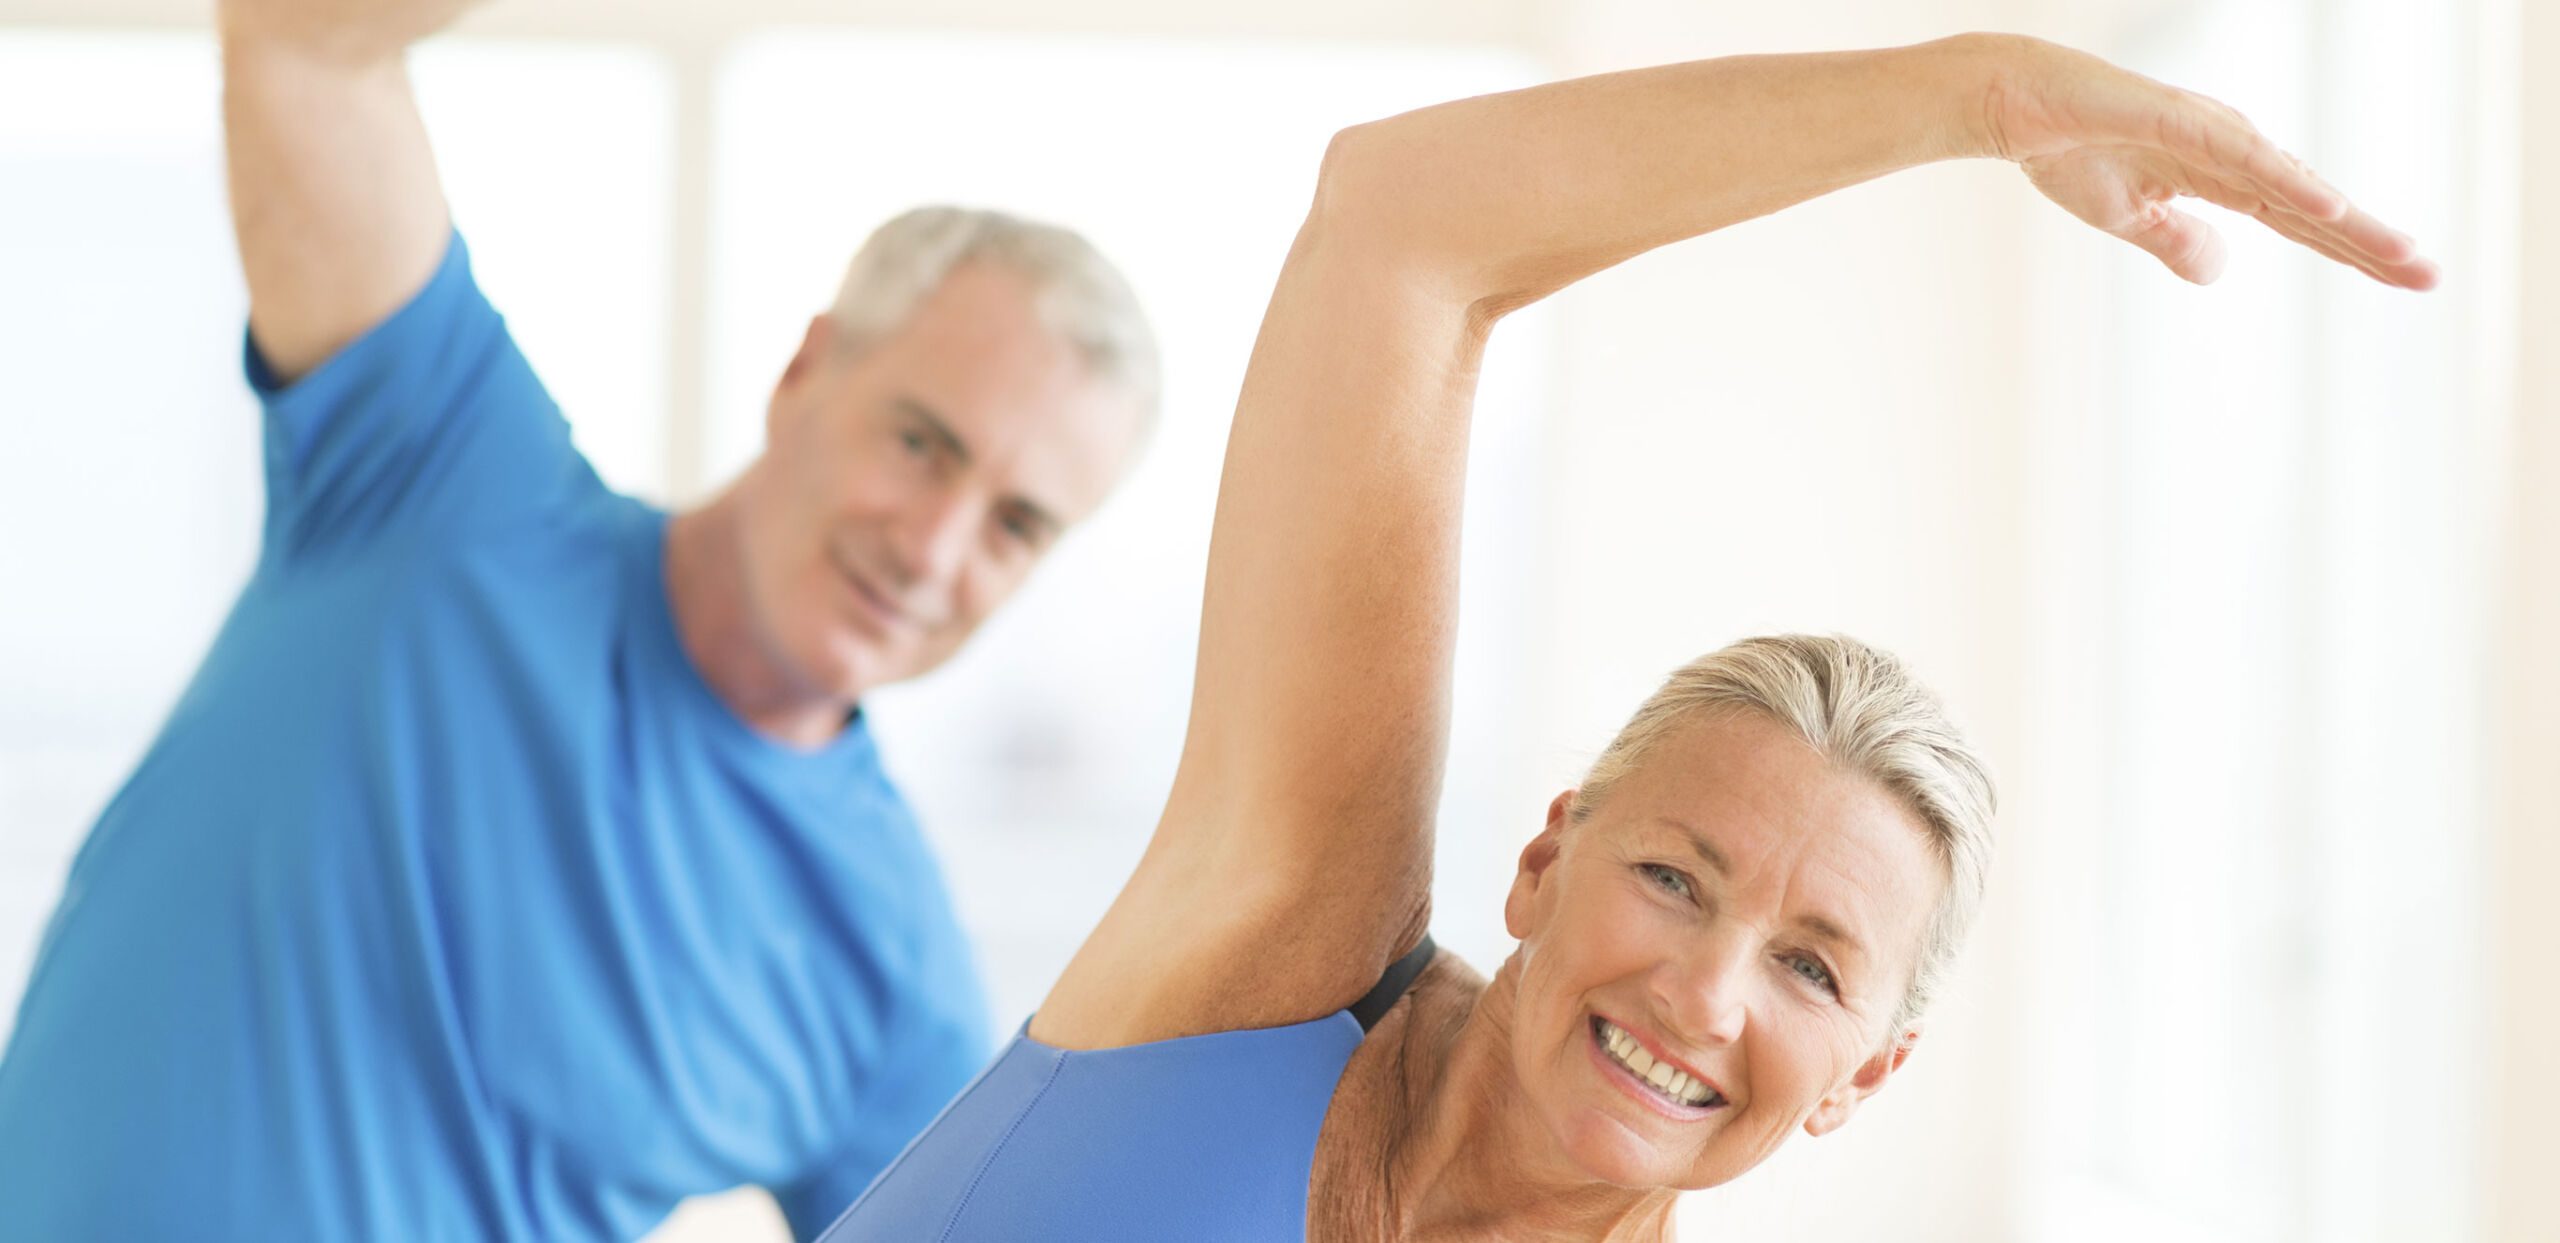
[{"xmin": 1586, "ymin": 1013, "xmax": 1727, "ymax": 1120}]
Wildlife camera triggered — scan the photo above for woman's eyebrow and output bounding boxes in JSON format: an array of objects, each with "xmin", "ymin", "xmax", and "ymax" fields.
[
  {"xmin": 1797, "ymin": 913, "xmax": 1868, "ymax": 965},
  {"xmin": 1655, "ymin": 816, "xmax": 1731, "ymax": 875},
  {"xmin": 1656, "ymin": 815, "xmax": 1869, "ymax": 963}
]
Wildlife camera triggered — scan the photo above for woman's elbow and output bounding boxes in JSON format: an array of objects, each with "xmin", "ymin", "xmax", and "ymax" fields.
[{"xmin": 1304, "ymin": 121, "xmax": 1405, "ymax": 249}]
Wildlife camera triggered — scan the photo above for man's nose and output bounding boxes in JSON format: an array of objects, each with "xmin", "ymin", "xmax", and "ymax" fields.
[{"xmin": 882, "ymin": 486, "xmax": 977, "ymax": 593}]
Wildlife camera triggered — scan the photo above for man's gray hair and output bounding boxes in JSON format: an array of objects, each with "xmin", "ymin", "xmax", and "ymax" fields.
[
  {"xmin": 827, "ymin": 206, "xmax": 1161, "ymax": 429},
  {"xmin": 1570, "ymin": 633, "xmax": 1996, "ymax": 1039}
]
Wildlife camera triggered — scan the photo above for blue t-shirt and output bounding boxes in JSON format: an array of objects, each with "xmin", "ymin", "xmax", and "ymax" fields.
[{"xmin": 0, "ymin": 234, "xmax": 990, "ymax": 1241}]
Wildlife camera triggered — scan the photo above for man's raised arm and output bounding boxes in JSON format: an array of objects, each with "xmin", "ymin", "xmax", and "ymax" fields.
[{"xmin": 219, "ymin": 0, "xmax": 475, "ymax": 382}]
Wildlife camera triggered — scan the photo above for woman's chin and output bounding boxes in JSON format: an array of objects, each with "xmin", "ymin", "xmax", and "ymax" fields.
[{"xmin": 1551, "ymin": 1105, "xmax": 1702, "ymax": 1190}]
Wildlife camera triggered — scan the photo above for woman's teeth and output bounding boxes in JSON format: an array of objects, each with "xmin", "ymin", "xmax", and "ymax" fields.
[{"xmin": 1597, "ymin": 1018, "xmax": 1722, "ymax": 1108}]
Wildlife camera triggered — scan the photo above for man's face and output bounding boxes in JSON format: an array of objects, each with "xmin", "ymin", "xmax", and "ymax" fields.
[{"xmin": 741, "ymin": 261, "xmax": 1145, "ymax": 702}]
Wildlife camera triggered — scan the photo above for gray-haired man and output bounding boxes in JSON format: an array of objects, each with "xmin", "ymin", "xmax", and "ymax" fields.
[{"xmin": 0, "ymin": 1, "xmax": 1155, "ymax": 1239}]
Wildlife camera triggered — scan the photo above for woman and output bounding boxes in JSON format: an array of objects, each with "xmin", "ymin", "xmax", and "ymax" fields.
[{"xmin": 820, "ymin": 32, "xmax": 2434, "ymax": 1242}]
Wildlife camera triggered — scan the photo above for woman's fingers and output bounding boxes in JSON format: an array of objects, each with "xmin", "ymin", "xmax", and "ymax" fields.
[
  {"xmin": 2114, "ymin": 201, "xmax": 2229, "ymax": 284},
  {"xmin": 2224, "ymin": 133, "xmax": 2347, "ymax": 223},
  {"xmin": 2319, "ymin": 202, "xmax": 2422, "ymax": 267},
  {"xmin": 2260, "ymin": 211, "xmax": 2398, "ymax": 286},
  {"xmin": 2260, "ymin": 146, "xmax": 2349, "ymax": 222},
  {"xmin": 2015, "ymin": 48, "xmax": 2438, "ymax": 290},
  {"xmin": 2161, "ymin": 91, "xmax": 2348, "ymax": 221},
  {"xmin": 2242, "ymin": 197, "xmax": 2437, "ymax": 289},
  {"xmin": 2265, "ymin": 210, "xmax": 2441, "ymax": 289},
  {"xmin": 2186, "ymin": 169, "xmax": 2441, "ymax": 289}
]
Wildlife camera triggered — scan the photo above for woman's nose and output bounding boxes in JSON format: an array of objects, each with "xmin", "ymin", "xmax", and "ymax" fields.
[{"xmin": 1654, "ymin": 935, "xmax": 1752, "ymax": 1047}]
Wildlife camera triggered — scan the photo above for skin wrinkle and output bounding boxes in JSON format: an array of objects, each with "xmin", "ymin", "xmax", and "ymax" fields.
[{"xmin": 1651, "ymin": 804, "xmax": 1893, "ymax": 990}]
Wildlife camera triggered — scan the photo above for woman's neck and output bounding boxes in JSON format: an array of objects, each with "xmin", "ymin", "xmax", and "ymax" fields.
[{"xmin": 1379, "ymin": 958, "xmax": 1681, "ymax": 1242}]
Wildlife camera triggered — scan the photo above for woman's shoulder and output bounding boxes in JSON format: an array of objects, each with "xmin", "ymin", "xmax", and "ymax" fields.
[
  {"xmin": 1387, "ymin": 950, "xmax": 1489, "ymax": 1046},
  {"xmin": 1307, "ymin": 949, "xmax": 1488, "ymax": 1237},
  {"xmin": 1347, "ymin": 948, "xmax": 1488, "ymax": 1101}
]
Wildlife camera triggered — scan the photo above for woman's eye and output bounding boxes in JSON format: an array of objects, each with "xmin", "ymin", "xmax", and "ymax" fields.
[
  {"xmin": 896, "ymin": 428, "xmax": 931, "ymax": 456},
  {"xmin": 1787, "ymin": 954, "xmax": 1838, "ymax": 995},
  {"xmin": 1639, "ymin": 863, "xmax": 1693, "ymax": 900},
  {"xmin": 997, "ymin": 510, "xmax": 1040, "ymax": 546}
]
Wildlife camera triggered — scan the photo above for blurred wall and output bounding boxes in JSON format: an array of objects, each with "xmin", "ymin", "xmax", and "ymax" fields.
[{"xmin": 2489, "ymin": 1, "xmax": 2557, "ymax": 1239}]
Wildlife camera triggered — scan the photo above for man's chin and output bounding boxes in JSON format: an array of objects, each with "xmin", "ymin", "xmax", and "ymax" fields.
[
  {"xmin": 812, "ymin": 621, "xmax": 959, "ymax": 698},
  {"xmin": 809, "ymin": 631, "xmax": 897, "ymax": 704}
]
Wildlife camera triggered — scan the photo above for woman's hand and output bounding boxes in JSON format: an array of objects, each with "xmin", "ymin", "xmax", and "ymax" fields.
[
  {"xmin": 218, "ymin": 0, "xmax": 486, "ymax": 66},
  {"xmin": 1975, "ymin": 33, "xmax": 2437, "ymax": 289}
]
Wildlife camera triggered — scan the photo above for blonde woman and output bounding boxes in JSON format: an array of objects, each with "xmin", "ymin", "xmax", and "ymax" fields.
[{"xmin": 820, "ymin": 31, "xmax": 2433, "ymax": 1241}]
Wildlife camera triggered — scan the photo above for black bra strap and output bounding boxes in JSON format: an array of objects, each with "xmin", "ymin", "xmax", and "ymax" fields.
[{"xmin": 1348, "ymin": 934, "xmax": 1438, "ymax": 1033}]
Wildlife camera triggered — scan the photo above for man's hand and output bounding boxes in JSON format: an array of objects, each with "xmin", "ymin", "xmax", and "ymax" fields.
[{"xmin": 220, "ymin": 0, "xmax": 473, "ymax": 380}]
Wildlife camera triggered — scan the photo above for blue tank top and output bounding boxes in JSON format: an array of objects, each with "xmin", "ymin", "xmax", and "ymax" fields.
[{"xmin": 817, "ymin": 937, "xmax": 1438, "ymax": 1241}]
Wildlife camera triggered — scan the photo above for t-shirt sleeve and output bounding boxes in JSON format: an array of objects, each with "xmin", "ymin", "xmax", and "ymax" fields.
[
  {"xmin": 247, "ymin": 229, "xmax": 599, "ymax": 563},
  {"xmin": 771, "ymin": 995, "xmax": 994, "ymax": 1242}
]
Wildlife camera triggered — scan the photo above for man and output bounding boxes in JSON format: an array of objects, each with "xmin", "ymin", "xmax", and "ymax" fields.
[{"xmin": 0, "ymin": 0, "xmax": 1155, "ymax": 1238}]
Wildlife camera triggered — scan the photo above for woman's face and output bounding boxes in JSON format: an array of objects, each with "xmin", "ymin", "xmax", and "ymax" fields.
[{"xmin": 1499, "ymin": 710, "xmax": 1945, "ymax": 1190}]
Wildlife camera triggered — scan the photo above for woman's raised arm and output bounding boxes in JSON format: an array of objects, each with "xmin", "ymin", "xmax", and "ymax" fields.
[{"xmin": 1032, "ymin": 34, "xmax": 2429, "ymax": 1049}]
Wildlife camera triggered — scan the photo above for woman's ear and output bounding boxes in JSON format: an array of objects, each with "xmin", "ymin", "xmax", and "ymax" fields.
[
  {"xmin": 1803, "ymin": 1027, "xmax": 1920, "ymax": 1138},
  {"xmin": 1503, "ymin": 790, "xmax": 1578, "ymax": 938}
]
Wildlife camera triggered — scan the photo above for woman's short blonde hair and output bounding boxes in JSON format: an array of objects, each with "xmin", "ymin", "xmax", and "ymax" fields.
[{"xmin": 1570, "ymin": 634, "xmax": 1996, "ymax": 1036}]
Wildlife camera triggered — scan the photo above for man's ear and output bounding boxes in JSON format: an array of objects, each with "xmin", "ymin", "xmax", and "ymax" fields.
[
  {"xmin": 1803, "ymin": 1027, "xmax": 1920, "ymax": 1138},
  {"xmin": 769, "ymin": 314, "xmax": 837, "ymax": 439},
  {"xmin": 1503, "ymin": 790, "xmax": 1578, "ymax": 939}
]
